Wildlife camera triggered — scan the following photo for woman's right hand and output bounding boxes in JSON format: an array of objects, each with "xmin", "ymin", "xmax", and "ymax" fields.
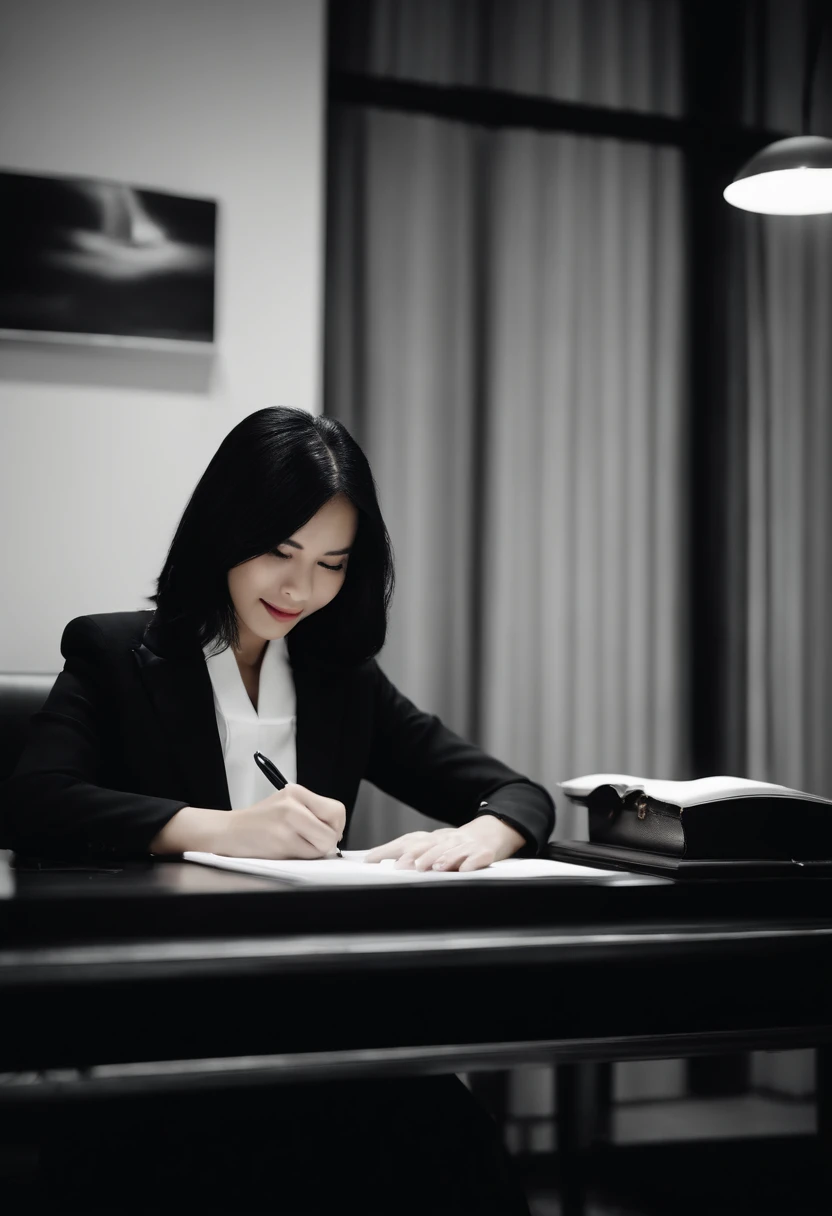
[{"xmin": 217, "ymin": 784, "xmax": 347, "ymax": 859}]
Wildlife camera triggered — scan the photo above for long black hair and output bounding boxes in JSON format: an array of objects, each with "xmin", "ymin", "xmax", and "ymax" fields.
[{"xmin": 149, "ymin": 407, "xmax": 394, "ymax": 667}]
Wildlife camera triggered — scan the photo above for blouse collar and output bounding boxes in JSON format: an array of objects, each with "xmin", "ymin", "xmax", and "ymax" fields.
[{"xmin": 202, "ymin": 637, "xmax": 295, "ymax": 722}]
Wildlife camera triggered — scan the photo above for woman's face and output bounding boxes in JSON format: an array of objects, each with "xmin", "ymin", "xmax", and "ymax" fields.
[{"xmin": 228, "ymin": 493, "xmax": 358, "ymax": 658}]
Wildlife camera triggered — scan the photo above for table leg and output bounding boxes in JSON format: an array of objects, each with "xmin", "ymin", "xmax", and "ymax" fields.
[
  {"xmin": 556, "ymin": 1062, "xmax": 613, "ymax": 1216},
  {"xmin": 556, "ymin": 1065, "xmax": 584, "ymax": 1216},
  {"xmin": 817, "ymin": 1047, "xmax": 832, "ymax": 1146}
]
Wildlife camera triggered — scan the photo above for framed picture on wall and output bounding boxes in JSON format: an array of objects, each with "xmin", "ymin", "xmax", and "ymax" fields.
[{"xmin": 0, "ymin": 169, "xmax": 217, "ymax": 348}]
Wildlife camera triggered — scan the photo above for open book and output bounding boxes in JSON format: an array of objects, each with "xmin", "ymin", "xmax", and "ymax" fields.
[
  {"xmin": 559, "ymin": 774, "xmax": 832, "ymax": 860},
  {"xmin": 182, "ymin": 849, "xmax": 619, "ymax": 885},
  {"xmin": 560, "ymin": 773, "xmax": 832, "ymax": 808}
]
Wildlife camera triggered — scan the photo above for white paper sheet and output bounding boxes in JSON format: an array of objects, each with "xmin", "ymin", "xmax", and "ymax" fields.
[{"xmin": 182, "ymin": 849, "xmax": 619, "ymax": 885}]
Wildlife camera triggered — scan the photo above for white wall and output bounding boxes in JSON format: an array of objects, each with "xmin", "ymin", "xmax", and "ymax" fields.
[{"xmin": 0, "ymin": 0, "xmax": 326, "ymax": 670}]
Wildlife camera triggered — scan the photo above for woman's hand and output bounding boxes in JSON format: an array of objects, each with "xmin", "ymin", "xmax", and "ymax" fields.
[
  {"xmin": 363, "ymin": 815, "xmax": 527, "ymax": 872},
  {"xmin": 217, "ymin": 784, "xmax": 346, "ymax": 860}
]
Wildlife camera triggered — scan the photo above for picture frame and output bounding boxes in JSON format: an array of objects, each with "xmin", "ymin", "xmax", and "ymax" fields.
[{"xmin": 0, "ymin": 168, "xmax": 218, "ymax": 350}]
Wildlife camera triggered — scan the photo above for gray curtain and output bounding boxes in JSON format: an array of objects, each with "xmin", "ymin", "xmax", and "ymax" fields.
[
  {"xmin": 741, "ymin": 0, "xmax": 832, "ymax": 134},
  {"xmin": 479, "ymin": 130, "xmax": 687, "ymax": 821},
  {"xmin": 725, "ymin": 2, "xmax": 832, "ymax": 796},
  {"xmin": 327, "ymin": 107, "xmax": 482, "ymax": 845},
  {"xmin": 333, "ymin": 0, "xmax": 683, "ymax": 114},
  {"xmin": 726, "ymin": 212, "xmax": 832, "ymax": 794},
  {"xmin": 327, "ymin": 105, "xmax": 688, "ymax": 847}
]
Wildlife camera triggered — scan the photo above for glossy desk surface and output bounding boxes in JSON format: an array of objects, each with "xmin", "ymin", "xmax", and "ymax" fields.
[{"xmin": 2, "ymin": 853, "xmax": 831, "ymax": 1091}]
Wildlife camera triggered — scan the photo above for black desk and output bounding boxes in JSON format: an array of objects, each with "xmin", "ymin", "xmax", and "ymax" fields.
[
  {"xmin": 2, "ymin": 856, "xmax": 831, "ymax": 1214},
  {"xmin": 2, "ymin": 855, "xmax": 832, "ymax": 1084}
]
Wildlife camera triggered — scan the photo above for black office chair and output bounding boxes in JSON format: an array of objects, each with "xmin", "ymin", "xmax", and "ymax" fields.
[{"xmin": 0, "ymin": 673, "xmax": 57, "ymax": 782}]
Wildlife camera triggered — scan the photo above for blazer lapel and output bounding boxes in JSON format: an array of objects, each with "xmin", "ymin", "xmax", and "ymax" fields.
[
  {"xmin": 292, "ymin": 659, "xmax": 348, "ymax": 802},
  {"xmin": 132, "ymin": 617, "xmax": 231, "ymax": 812}
]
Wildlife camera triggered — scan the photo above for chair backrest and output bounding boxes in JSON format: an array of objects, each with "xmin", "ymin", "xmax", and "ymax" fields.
[{"xmin": 0, "ymin": 674, "xmax": 58, "ymax": 783}]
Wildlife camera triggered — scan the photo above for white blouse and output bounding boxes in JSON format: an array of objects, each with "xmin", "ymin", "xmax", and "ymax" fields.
[{"xmin": 202, "ymin": 637, "xmax": 298, "ymax": 810}]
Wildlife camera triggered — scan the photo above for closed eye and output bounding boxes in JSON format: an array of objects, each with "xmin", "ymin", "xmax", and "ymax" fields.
[{"xmin": 272, "ymin": 549, "xmax": 345, "ymax": 573}]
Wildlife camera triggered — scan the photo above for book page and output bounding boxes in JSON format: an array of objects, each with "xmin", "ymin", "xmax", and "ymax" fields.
[
  {"xmin": 559, "ymin": 774, "xmax": 832, "ymax": 807},
  {"xmin": 559, "ymin": 774, "xmax": 645, "ymax": 798},
  {"xmin": 183, "ymin": 849, "xmax": 620, "ymax": 884}
]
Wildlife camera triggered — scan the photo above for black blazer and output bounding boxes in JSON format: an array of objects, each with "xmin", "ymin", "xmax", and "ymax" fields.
[{"xmin": 2, "ymin": 611, "xmax": 555, "ymax": 860}]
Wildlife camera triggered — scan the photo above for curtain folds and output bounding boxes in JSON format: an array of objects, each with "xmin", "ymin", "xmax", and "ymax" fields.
[
  {"xmin": 480, "ymin": 131, "xmax": 687, "ymax": 813},
  {"xmin": 326, "ymin": 108, "xmax": 481, "ymax": 844},
  {"xmin": 727, "ymin": 211, "xmax": 832, "ymax": 798},
  {"xmin": 330, "ymin": 0, "xmax": 683, "ymax": 115},
  {"xmin": 326, "ymin": 105, "xmax": 688, "ymax": 845}
]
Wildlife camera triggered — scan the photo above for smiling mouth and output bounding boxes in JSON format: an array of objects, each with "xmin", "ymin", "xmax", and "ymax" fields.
[{"xmin": 261, "ymin": 599, "xmax": 302, "ymax": 619}]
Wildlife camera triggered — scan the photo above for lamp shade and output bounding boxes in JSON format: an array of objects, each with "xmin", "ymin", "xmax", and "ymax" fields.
[{"xmin": 724, "ymin": 135, "xmax": 832, "ymax": 214}]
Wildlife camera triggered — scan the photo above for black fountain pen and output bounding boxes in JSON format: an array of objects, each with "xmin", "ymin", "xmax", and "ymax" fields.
[{"xmin": 252, "ymin": 751, "xmax": 342, "ymax": 857}]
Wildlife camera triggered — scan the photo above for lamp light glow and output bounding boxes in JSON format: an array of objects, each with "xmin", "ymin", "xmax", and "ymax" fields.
[{"xmin": 724, "ymin": 135, "xmax": 832, "ymax": 215}]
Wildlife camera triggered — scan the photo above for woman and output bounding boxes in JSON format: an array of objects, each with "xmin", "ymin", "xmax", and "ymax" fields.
[{"xmin": 5, "ymin": 406, "xmax": 554, "ymax": 1213}]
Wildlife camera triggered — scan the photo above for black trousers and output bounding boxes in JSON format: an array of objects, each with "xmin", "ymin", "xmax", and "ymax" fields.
[{"xmin": 35, "ymin": 1075, "xmax": 531, "ymax": 1214}]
